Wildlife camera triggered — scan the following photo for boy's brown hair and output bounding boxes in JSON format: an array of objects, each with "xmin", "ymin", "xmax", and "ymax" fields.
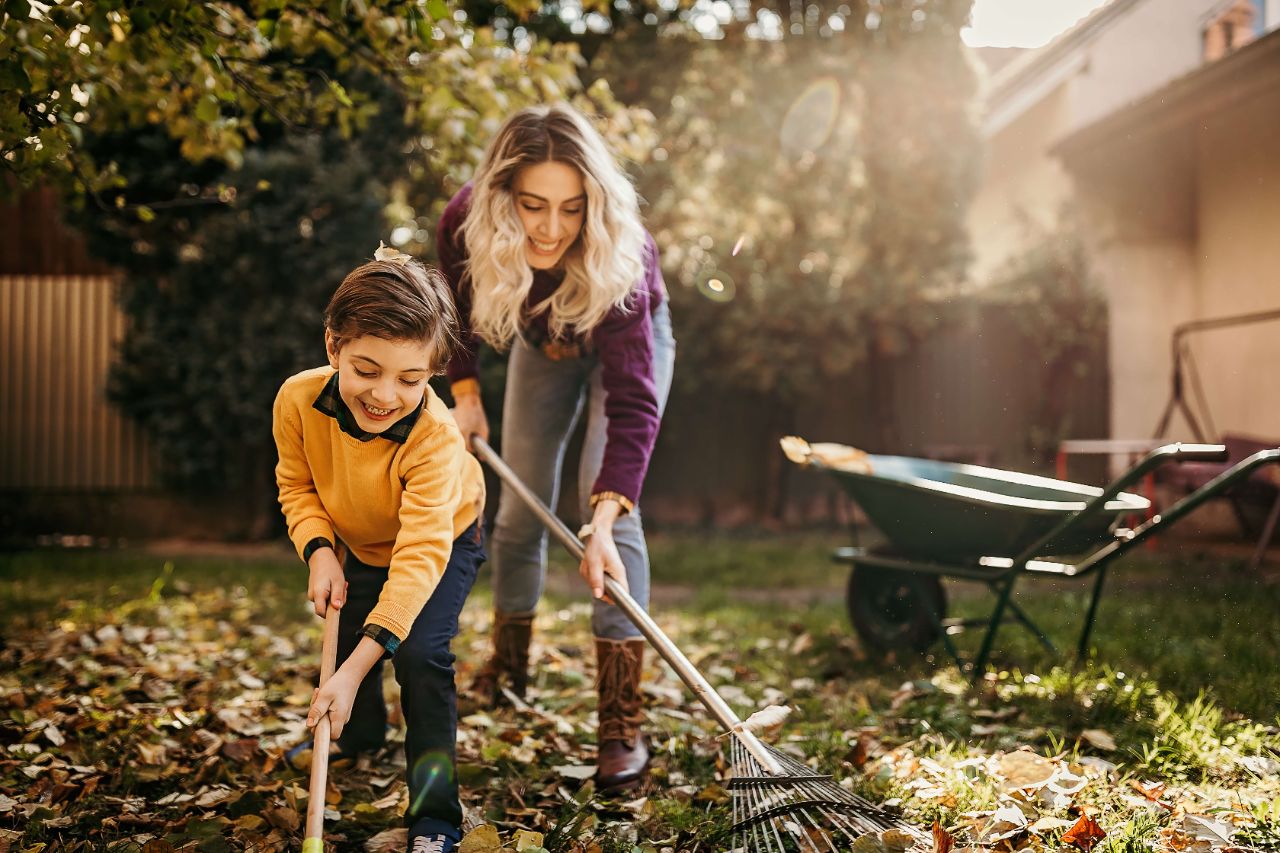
[{"xmin": 324, "ymin": 259, "xmax": 460, "ymax": 373}]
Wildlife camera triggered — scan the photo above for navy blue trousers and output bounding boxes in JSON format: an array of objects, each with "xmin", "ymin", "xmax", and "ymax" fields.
[{"xmin": 336, "ymin": 522, "xmax": 485, "ymax": 840}]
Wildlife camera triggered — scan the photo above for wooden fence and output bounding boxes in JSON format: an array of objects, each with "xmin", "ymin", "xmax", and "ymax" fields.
[{"xmin": 0, "ymin": 275, "xmax": 155, "ymax": 491}]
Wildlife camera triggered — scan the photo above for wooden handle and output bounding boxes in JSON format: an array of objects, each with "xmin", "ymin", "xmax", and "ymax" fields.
[{"xmin": 304, "ymin": 604, "xmax": 342, "ymax": 845}]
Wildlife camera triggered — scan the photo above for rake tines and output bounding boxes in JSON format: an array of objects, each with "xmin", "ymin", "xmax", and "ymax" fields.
[{"xmin": 727, "ymin": 739, "xmax": 926, "ymax": 853}]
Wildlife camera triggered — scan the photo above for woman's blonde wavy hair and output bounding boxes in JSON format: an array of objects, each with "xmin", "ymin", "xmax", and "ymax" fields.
[{"xmin": 462, "ymin": 103, "xmax": 646, "ymax": 348}]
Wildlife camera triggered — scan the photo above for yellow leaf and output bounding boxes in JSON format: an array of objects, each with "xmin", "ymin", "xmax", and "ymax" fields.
[
  {"xmin": 458, "ymin": 824, "xmax": 502, "ymax": 853},
  {"xmin": 513, "ymin": 829, "xmax": 545, "ymax": 850}
]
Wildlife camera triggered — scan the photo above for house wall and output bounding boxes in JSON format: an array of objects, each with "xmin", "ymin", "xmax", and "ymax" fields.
[
  {"xmin": 1092, "ymin": 240, "xmax": 1199, "ymax": 440},
  {"xmin": 1070, "ymin": 45, "xmax": 1280, "ymax": 446},
  {"xmin": 967, "ymin": 85, "xmax": 1074, "ymax": 281},
  {"xmin": 1188, "ymin": 97, "xmax": 1280, "ymax": 439},
  {"xmin": 969, "ymin": 0, "xmax": 1232, "ymax": 283},
  {"xmin": 1062, "ymin": 0, "xmax": 1223, "ymax": 136}
]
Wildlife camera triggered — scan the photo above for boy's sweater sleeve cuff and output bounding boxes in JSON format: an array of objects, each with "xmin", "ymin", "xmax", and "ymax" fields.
[
  {"xmin": 361, "ymin": 624, "xmax": 401, "ymax": 659},
  {"xmin": 292, "ymin": 518, "xmax": 336, "ymax": 560},
  {"xmin": 302, "ymin": 537, "xmax": 333, "ymax": 562}
]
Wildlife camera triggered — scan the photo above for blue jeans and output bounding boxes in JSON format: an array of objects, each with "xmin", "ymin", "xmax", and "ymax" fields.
[
  {"xmin": 491, "ymin": 301, "xmax": 676, "ymax": 639},
  {"xmin": 336, "ymin": 522, "xmax": 486, "ymax": 841}
]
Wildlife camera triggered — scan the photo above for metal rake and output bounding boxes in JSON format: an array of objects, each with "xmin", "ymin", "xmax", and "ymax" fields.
[
  {"xmin": 472, "ymin": 437, "xmax": 924, "ymax": 852},
  {"xmin": 728, "ymin": 738, "xmax": 925, "ymax": 852}
]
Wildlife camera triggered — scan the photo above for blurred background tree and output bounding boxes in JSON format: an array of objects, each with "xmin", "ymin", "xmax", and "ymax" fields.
[{"xmin": 3, "ymin": 0, "xmax": 652, "ymax": 533}]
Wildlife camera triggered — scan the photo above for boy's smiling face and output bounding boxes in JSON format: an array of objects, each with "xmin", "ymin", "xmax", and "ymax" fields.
[{"xmin": 326, "ymin": 333, "xmax": 433, "ymax": 433}]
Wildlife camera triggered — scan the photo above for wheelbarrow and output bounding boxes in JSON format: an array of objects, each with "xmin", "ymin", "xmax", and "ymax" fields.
[{"xmin": 784, "ymin": 438, "xmax": 1280, "ymax": 674}]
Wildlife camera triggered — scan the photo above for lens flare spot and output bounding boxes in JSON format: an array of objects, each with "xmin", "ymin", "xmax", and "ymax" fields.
[
  {"xmin": 780, "ymin": 77, "xmax": 841, "ymax": 161},
  {"xmin": 696, "ymin": 269, "xmax": 736, "ymax": 303},
  {"xmin": 408, "ymin": 751, "xmax": 454, "ymax": 814},
  {"xmin": 732, "ymin": 234, "xmax": 746, "ymax": 257}
]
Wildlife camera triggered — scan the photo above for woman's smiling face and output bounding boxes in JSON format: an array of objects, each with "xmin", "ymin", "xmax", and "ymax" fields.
[
  {"xmin": 326, "ymin": 333, "xmax": 433, "ymax": 432},
  {"xmin": 512, "ymin": 160, "xmax": 586, "ymax": 270}
]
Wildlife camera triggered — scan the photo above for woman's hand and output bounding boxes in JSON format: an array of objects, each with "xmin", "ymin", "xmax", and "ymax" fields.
[
  {"xmin": 579, "ymin": 498, "xmax": 629, "ymax": 603},
  {"xmin": 307, "ymin": 667, "xmax": 360, "ymax": 740},
  {"xmin": 307, "ymin": 548, "xmax": 347, "ymax": 618},
  {"xmin": 452, "ymin": 393, "xmax": 490, "ymax": 452}
]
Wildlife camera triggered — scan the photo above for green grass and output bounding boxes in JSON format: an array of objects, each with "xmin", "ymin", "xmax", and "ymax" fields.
[
  {"xmin": 2, "ymin": 534, "xmax": 1278, "ymax": 850},
  {"xmin": 3, "ymin": 535, "xmax": 1277, "ymax": 717}
]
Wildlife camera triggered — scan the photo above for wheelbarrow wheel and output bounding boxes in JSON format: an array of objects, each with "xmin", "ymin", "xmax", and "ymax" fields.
[{"xmin": 846, "ymin": 567, "xmax": 946, "ymax": 657}]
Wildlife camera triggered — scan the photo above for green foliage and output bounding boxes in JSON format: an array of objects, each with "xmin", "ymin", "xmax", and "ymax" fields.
[
  {"xmin": 1095, "ymin": 811, "xmax": 1160, "ymax": 853},
  {"xmin": 1236, "ymin": 797, "xmax": 1280, "ymax": 851},
  {"xmin": 6, "ymin": 1, "xmax": 652, "ymax": 505},
  {"xmin": 982, "ymin": 210, "xmax": 1107, "ymax": 372},
  {"xmin": 1, "ymin": 0, "xmax": 616, "ymax": 198},
  {"xmin": 979, "ymin": 211, "xmax": 1108, "ymax": 458},
  {"xmin": 73, "ymin": 114, "xmax": 401, "ymax": 502}
]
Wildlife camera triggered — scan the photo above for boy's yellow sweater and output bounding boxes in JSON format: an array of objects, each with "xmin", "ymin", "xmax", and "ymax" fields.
[{"xmin": 273, "ymin": 366, "xmax": 485, "ymax": 642}]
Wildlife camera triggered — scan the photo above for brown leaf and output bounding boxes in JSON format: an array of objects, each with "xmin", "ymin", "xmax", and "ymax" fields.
[
  {"xmin": 220, "ymin": 737, "xmax": 259, "ymax": 763},
  {"xmin": 932, "ymin": 820, "xmax": 955, "ymax": 853},
  {"xmin": 265, "ymin": 805, "xmax": 301, "ymax": 832},
  {"xmin": 1062, "ymin": 814, "xmax": 1106, "ymax": 851}
]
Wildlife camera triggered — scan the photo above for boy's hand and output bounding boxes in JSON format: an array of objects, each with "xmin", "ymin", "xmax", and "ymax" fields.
[
  {"xmin": 307, "ymin": 548, "xmax": 347, "ymax": 618},
  {"xmin": 307, "ymin": 668, "xmax": 359, "ymax": 740}
]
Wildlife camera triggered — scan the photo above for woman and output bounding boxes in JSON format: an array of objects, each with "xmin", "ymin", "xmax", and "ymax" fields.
[{"xmin": 436, "ymin": 103, "xmax": 675, "ymax": 792}]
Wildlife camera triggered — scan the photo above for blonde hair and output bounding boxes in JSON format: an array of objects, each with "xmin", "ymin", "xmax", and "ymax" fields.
[{"xmin": 462, "ymin": 103, "xmax": 646, "ymax": 348}]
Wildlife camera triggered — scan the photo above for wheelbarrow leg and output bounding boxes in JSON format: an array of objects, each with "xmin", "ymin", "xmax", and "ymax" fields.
[
  {"xmin": 1248, "ymin": 491, "xmax": 1280, "ymax": 572},
  {"xmin": 972, "ymin": 575, "xmax": 1018, "ymax": 676},
  {"xmin": 1003, "ymin": 598, "xmax": 1057, "ymax": 654},
  {"xmin": 1076, "ymin": 564, "xmax": 1110, "ymax": 660}
]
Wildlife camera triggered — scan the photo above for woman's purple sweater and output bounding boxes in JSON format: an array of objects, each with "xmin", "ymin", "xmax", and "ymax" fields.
[{"xmin": 435, "ymin": 184, "xmax": 668, "ymax": 507}]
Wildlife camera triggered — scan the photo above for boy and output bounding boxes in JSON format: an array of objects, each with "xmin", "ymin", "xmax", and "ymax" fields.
[{"xmin": 273, "ymin": 247, "xmax": 486, "ymax": 853}]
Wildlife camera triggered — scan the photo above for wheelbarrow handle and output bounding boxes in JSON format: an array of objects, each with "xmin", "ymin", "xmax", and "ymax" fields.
[
  {"xmin": 1161, "ymin": 442, "xmax": 1228, "ymax": 463},
  {"xmin": 1011, "ymin": 442, "xmax": 1227, "ymax": 564},
  {"xmin": 471, "ymin": 436, "xmax": 784, "ymax": 776}
]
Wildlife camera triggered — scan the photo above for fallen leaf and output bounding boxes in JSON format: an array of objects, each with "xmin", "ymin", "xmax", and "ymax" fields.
[
  {"xmin": 997, "ymin": 751, "xmax": 1055, "ymax": 790},
  {"xmin": 513, "ymin": 829, "xmax": 545, "ymax": 851},
  {"xmin": 458, "ymin": 825, "xmax": 502, "ymax": 853},
  {"xmin": 932, "ymin": 820, "xmax": 954, "ymax": 853},
  {"xmin": 729, "ymin": 704, "xmax": 792, "ymax": 740},
  {"xmin": 366, "ymin": 828, "xmax": 409, "ymax": 852},
  {"xmin": 1080, "ymin": 729, "xmax": 1117, "ymax": 752},
  {"xmin": 552, "ymin": 764, "xmax": 596, "ymax": 780},
  {"xmin": 1062, "ymin": 814, "xmax": 1106, "ymax": 851},
  {"xmin": 1029, "ymin": 817, "xmax": 1077, "ymax": 834},
  {"xmin": 852, "ymin": 832, "xmax": 886, "ymax": 853},
  {"xmin": 1183, "ymin": 815, "xmax": 1234, "ymax": 845},
  {"xmin": 882, "ymin": 829, "xmax": 915, "ymax": 852},
  {"xmin": 694, "ymin": 783, "xmax": 731, "ymax": 804}
]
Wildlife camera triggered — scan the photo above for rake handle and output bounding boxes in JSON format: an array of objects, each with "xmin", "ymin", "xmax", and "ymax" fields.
[
  {"xmin": 472, "ymin": 436, "xmax": 783, "ymax": 776},
  {"xmin": 303, "ymin": 603, "xmax": 342, "ymax": 851}
]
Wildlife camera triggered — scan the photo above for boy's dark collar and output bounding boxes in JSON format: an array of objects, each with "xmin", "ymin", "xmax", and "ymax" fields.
[{"xmin": 312, "ymin": 371, "xmax": 422, "ymax": 444}]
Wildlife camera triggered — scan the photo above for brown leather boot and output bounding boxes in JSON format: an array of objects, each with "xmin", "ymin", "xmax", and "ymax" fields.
[
  {"xmin": 595, "ymin": 637, "xmax": 649, "ymax": 792},
  {"xmin": 468, "ymin": 612, "xmax": 533, "ymax": 707}
]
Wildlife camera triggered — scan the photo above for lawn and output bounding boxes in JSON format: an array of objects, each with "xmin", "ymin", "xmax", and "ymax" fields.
[{"xmin": 1, "ymin": 533, "xmax": 1277, "ymax": 852}]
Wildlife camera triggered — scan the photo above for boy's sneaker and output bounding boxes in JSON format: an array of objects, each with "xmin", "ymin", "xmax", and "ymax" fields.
[{"xmin": 409, "ymin": 835, "xmax": 454, "ymax": 853}]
